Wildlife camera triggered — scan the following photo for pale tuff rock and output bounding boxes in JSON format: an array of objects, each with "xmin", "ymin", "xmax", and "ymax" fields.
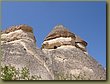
[
  {"xmin": 1, "ymin": 25, "xmax": 53, "ymax": 80},
  {"xmin": 42, "ymin": 47, "xmax": 106, "ymax": 80},
  {"xmin": 41, "ymin": 25, "xmax": 106, "ymax": 80},
  {"xmin": 1, "ymin": 24, "xmax": 106, "ymax": 80}
]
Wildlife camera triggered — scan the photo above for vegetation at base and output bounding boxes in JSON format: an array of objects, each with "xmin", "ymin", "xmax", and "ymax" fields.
[
  {"xmin": 1, "ymin": 65, "xmax": 91, "ymax": 80},
  {"xmin": 1, "ymin": 65, "xmax": 42, "ymax": 80}
]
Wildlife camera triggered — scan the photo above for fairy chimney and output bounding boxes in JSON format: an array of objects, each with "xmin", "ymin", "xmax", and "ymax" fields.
[
  {"xmin": 42, "ymin": 25, "xmax": 88, "ymax": 53},
  {"xmin": 41, "ymin": 25, "xmax": 76, "ymax": 49},
  {"xmin": 1, "ymin": 24, "xmax": 106, "ymax": 80}
]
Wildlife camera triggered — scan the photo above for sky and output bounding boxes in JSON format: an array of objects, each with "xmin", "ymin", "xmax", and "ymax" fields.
[{"xmin": 1, "ymin": 1, "xmax": 106, "ymax": 67}]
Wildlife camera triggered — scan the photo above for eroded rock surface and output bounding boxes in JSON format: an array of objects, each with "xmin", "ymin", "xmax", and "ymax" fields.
[
  {"xmin": 1, "ymin": 24, "xmax": 106, "ymax": 80},
  {"xmin": 1, "ymin": 25, "xmax": 53, "ymax": 80}
]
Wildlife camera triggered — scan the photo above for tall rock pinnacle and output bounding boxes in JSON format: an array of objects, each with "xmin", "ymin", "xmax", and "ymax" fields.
[{"xmin": 42, "ymin": 25, "xmax": 106, "ymax": 80}]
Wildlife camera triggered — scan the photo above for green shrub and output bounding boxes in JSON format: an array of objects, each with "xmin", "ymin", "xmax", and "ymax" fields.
[{"xmin": 1, "ymin": 65, "xmax": 41, "ymax": 80}]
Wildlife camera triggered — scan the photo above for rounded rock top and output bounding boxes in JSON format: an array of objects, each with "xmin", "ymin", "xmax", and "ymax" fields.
[
  {"xmin": 44, "ymin": 25, "xmax": 76, "ymax": 41},
  {"xmin": 2, "ymin": 24, "xmax": 33, "ymax": 34}
]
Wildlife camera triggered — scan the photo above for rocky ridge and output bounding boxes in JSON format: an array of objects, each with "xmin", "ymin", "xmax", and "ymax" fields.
[{"xmin": 1, "ymin": 24, "xmax": 106, "ymax": 80}]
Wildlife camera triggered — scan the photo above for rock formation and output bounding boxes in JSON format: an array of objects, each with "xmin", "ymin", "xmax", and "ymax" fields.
[
  {"xmin": 42, "ymin": 25, "xmax": 76, "ymax": 49},
  {"xmin": 1, "ymin": 25, "xmax": 53, "ymax": 80},
  {"xmin": 42, "ymin": 25, "xmax": 88, "ymax": 54},
  {"xmin": 1, "ymin": 24, "xmax": 106, "ymax": 80}
]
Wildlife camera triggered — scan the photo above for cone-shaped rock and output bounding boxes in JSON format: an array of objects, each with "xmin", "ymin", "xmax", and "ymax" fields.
[{"xmin": 42, "ymin": 25, "xmax": 106, "ymax": 80}]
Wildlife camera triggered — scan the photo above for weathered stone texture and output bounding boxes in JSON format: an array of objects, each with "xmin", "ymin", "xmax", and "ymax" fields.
[
  {"xmin": 42, "ymin": 48, "xmax": 106, "ymax": 80},
  {"xmin": 1, "ymin": 24, "xmax": 106, "ymax": 80}
]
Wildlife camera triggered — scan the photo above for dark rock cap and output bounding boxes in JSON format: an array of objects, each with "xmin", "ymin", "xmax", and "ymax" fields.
[
  {"xmin": 75, "ymin": 35, "xmax": 87, "ymax": 46},
  {"xmin": 3, "ymin": 24, "xmax": 33, "ymax": 34},
  {"xmin": 44, "ymin": 25, "xmax": 76, "ymax": 41},
  {"xmin": 1, "ymin": 24, "xmax": 36, "ymax": 43}
]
